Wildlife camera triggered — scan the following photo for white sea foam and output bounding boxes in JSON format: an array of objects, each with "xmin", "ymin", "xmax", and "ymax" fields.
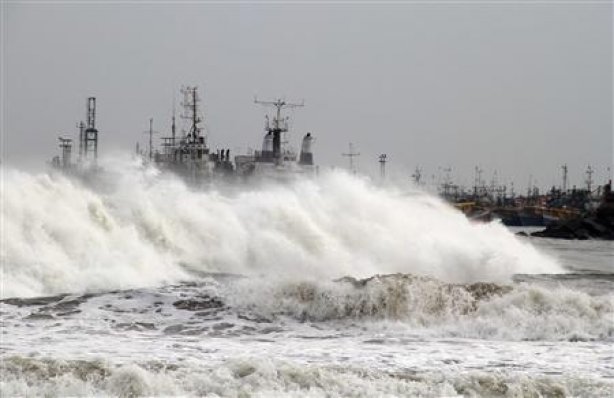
[
  {"xmin": 2, "ymin": 356, "xmax": 611, "ymax": 397},
  {"xmin": 1, "ymin": 155, "xmax": 561, "ymax": 298}
]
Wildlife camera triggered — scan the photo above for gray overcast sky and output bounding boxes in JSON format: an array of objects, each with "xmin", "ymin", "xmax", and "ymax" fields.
[{"xmin": 2, "ymin": 1, "xmax": 612, "ymax": 191}]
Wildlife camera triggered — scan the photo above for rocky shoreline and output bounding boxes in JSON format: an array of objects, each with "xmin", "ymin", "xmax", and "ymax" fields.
[{"xmin": 529, "ymin": 181, "xmax": 614, "ymax": 240}]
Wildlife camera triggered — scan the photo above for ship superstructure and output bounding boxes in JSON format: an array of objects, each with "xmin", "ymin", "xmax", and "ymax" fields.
[
  {"xmin": 146, "ymin": 86, "xmax": 232, "ymax": 183},
  {"xmin": 51, "ymin": 87, "xmax": 316, "ymax": 183},
  {"xmin": 51, "ymin": 97, "xmax": 99, "ymax": 174},
  {"xmin": 145, "ymin": 89, "xmax": 315, "ymax": 182},
  {"xmin": 234, "ymin": 98, "xmax": 314, "ymax": 178}
]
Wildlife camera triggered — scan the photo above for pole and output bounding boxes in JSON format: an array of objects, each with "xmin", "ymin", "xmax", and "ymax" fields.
[
  {"xmin": 149, "ymin": 118, "xmax": 154, "ymax": 161},
  {"xmin": 379, "ymin": 154, "xmax": 387, "ymax": 180}
]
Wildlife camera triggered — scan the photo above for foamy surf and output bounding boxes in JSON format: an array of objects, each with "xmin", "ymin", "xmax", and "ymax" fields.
[
  {"xmin": 2, "ymin": 273, "xmax": 612, "ymax": 342},
  {"xmin": 1, "ymin": 156, "xmax": 561, "ymax": 298},
  {"xmin": 3, "ymin": 356, "xmax": 612, "ymax": 397}
]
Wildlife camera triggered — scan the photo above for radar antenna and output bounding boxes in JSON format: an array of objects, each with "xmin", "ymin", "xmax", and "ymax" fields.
[{"xmin": 254, "ymin": 97, "xmax": 304, "ymax": 160}]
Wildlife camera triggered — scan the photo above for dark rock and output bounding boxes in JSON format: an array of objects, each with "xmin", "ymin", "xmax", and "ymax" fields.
[
  {"xmin": 531, "ymin": 213, "xmax": 614, "ymax": 240},
  {"xmin": 531, "ymin": 190, "xmax": 614, "ymax": 240}
]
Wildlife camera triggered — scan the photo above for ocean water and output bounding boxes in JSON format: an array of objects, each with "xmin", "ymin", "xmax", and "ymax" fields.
[{"xmin": 1, "ymin": 157, "xmax": 613, "ymax": 397}]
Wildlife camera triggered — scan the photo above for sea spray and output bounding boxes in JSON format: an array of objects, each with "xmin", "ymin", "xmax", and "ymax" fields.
[{"xmin": 1, "ymin": 155, "xmax": 561, "ymax": 298}]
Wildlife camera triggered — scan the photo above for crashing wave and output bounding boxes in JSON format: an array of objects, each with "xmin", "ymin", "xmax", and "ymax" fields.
[
  {"xmin": 227, "ymin": 273, "xmax": 614, "ymax": 341},
  {"xmin": 1, "ymin": 157, "xmax": 560, "ymax": 298},
  {"xmin": 2, "ymin": 272, "xmax": 612, "ymax": 342}
]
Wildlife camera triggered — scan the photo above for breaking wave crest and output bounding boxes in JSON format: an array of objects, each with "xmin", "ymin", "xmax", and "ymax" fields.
[
  {"xmin": 3, "ymin": 272, "xmax": 610, "ymax": 342},
  {"xmin": 2, "ymin": 155, "xmax": 561, "ymax": 298},
  {"xmin": 228, "ymin": 273, "xmax": 614, "ymax": 341},
  {"xmin": 2, "ymin": 356, "xmax": 612, "ymax": 397}
]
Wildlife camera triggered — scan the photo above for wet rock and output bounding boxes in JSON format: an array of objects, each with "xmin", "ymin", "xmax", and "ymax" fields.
[
  {"xmin": 531, "ymin": 217, "xmax": 614, "ymax": 240},
  {"xmin": 532, "ymin": 195, "xmax": 614, "ymax": 240}
]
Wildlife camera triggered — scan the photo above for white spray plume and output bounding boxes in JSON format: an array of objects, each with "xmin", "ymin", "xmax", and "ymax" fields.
[{"xmin": 1, "ymin": 154, "xmax": 561, "ymax": 298}]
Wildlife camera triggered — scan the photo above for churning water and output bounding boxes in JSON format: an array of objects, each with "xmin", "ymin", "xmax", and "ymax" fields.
[{"xmin": 1, "ymin": 156, "xmax": 613, "ymax": 397}]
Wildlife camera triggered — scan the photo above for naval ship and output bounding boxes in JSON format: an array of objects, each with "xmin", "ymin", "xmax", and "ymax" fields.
[{"xmin": 51, "ymin": 87, "xmax": 316, "ymax": 184}]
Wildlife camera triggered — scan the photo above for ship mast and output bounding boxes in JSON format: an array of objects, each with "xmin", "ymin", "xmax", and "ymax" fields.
[
  {"xmin": 379, "ymin": 153, "xmax": 387, "ymax": 180},
  {"xmin": 412, "ymin": 166, "xmax": 422, "ymax": 185},
  {"xmin": 586, "ymin": 165, "xmax": 594, "ymax": 193},
  {"xmin": 561, "ymin": 164, "xmax": 568, "ymax": 193},
  {"xmin": 343, "ymin": 142, "xmax": 360, "ymax": 174},
  {"xmin": 254, "ymin": 97, "xmax": 304, "ymax": 160},
  {"xmin": 171, "ymin": 96, "xmax": 177, "ymax": 147},
  {"xmin": 142, "ymin": 118, "xmax": 159, "ymax": 161},
  {"xmin": 83, "ymin": 97, "xmax": 99, "ymax": 162},
  {"xmin": 181, "ymin": 86, "xmax": 204, "ymax": 144}
]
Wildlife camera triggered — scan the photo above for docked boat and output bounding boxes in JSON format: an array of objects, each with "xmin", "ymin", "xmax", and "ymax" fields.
[{"xmin": 51, "ymin": 88, "xmax": 316, "ymax": 185}]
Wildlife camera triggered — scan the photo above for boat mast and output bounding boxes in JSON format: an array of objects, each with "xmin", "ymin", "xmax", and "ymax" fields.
[
  {"xmin": 254, "ymin": 97, "xmax": 304, "ymax": 160},
  {"xmin": 142, "ymin": 118, "xmax": 159, "ymax": 161},
  {"xmin": 181, "ymin": 86, "xmax": 203, "ymax": 143},
  {"xmin": 343, "ymin": 142, "xmax": 360, "ymax": 174}
]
